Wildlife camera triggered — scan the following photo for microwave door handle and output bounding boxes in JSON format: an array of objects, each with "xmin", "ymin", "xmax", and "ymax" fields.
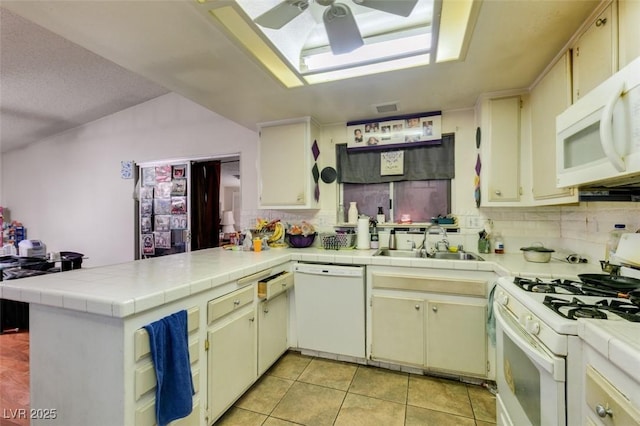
[{"xmin": 599, "ymin": 81, "xmax": 626, "ymax": 172}]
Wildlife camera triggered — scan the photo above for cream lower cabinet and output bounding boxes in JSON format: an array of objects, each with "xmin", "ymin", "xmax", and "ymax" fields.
[
  {"xmin": 371, "ymin": 296, "xmax": 424, "ymax": 366},
  {"xmin": 206, "ymin": 285, "xmax": 257, "ymax": 424},
  {"xmin": 257, "ymin": 271, "xmax": 293, "ymax": 375},
  {"xmin": 369, "ymin": 268, "xmax": 491, "ymax": 379},
  {"xmin": 426, "ymin": 301, "xmax": 487, "ymax": 376}
]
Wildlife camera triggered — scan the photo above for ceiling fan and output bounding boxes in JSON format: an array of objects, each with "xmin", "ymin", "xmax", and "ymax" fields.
[{"xmin": 254, "ymin": 0, "xmax": 419, "ymax": 55}]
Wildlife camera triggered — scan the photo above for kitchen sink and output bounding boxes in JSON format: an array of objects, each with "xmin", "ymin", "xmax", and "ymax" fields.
[
  {"xmin": 373, "ymin": 249, "xmax": 420, "ymax": 258},
  {"xmin": 430, "ymin": 251, "xmax": 484, "ymax": 261},
  {"xmin": 373, "ymin": 248, "xmax": 484, "ymax": 261}
]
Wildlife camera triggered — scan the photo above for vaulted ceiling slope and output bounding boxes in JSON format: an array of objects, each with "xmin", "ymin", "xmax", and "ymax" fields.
[
  {"xmin": 0, "ymin": 7, "xmax": 169, "ymax": 153},
  {"xmin": 0, "ymin": 1, "xmax": 599, "ymax": 153}
]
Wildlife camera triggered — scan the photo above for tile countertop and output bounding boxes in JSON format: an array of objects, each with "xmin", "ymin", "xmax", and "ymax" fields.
[
  {"xmin": 0, "ymin": 247, "xmax": 602, "ymax": 319},
  {"xmin": 578, "ymin": 320, "xmax": 640, "ymax": 384}
]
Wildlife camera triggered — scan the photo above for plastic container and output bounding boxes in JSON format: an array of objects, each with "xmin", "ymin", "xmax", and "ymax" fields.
[
  {"xmin": 494, "ymin": 232, "xmax": 504, "ymax": 254},
  {"xmin": 605, "ymin": 224, "xmax": 628, "ymax": 261},
  {"xmin": 348, "ymin": 202, "xmax": 358, "ymax": 224}
]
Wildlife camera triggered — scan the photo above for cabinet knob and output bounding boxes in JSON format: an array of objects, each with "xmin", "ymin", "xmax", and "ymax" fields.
[
  {"xmin": 432, "ymin": 306, "xmax": 438, "ymax": 312},
  {"xmin": 595, "ymin": 17, "xmax": 607, "ymax": 27},
  {"xmin": 233, "ymin": 300, "xmax": 240, "ymax": 306},
  {"xmin": 263, "ymin": 308, "xmax": 269, "ymax": 314},
  {"xmin": 249, "ymin": 317, "xmax": 255, "ymax": 322},
  {"xmin": 495, "ymin": 190, "xmax": 502, "ymax": 196},
  {"xmin": 595, "ymin": 404, "xmax": 612, "ymax": 418},
  {"xmin": 415, "ymin": 304, "xmax": 421, "ymax": 310}
]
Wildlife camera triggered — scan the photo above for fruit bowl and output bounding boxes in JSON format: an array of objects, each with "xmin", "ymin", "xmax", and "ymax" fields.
[{"xmin": 286, "ymin": 232, "xmax": 316, "ymax": 248}]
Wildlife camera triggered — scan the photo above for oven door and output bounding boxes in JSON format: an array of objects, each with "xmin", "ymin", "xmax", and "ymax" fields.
[{"xmin": 495, "ymin": 304, "xmax": 566, "ymax": 426}]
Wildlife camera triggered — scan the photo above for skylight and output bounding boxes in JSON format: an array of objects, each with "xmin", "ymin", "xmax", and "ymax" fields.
[{"xmin": 204, "ymin": 0, "xmax": 478, "ymax": 86}]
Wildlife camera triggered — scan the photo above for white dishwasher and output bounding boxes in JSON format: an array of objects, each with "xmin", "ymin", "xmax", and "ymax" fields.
[{"xmin": 293, "ymin": 263, "xmax": 365, "ymax": 358}]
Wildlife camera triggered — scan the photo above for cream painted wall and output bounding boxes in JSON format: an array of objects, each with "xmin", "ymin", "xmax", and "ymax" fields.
[
  {"xmin": 1, "ymin": 93, "xmax": 258, "ymax": 267},
  {"xmin": 2, "ymin": 94, "xmax": 638, "ymax": 268}
]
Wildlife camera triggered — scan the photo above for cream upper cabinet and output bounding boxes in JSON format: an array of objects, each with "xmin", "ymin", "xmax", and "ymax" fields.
[
  {"xmin": 530, "ymin": 51, "xmax": 578, "ymax": 204},
  {"xmin": 479, "ymin": 95, "xmax": 523, "ymax": 205},
  {"xmin": 426, "ymin": 301, "xmax": 487, "ymax": 377},
  {"xmin": 618, "ymin": 0, "xmax": 640, "ymax": 68},
  {"xmin": 258, "ymin": 117, "xmax": 320, "ymax": 209},
  {"xmin": 572, "ymin": 2, "xmax": 617, "ymax": 101}
]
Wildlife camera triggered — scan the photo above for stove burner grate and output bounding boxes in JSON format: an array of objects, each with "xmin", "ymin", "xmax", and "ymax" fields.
[
  {"xmin": 543, "ymin": 296, "xmax": 640, "ymax": 322},
  {"xmin": 514, "ymin": 277, "xmax": 583, "ymax": 294}
]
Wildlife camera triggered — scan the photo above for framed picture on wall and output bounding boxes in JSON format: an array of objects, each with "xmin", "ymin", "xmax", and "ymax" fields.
[{"xmin": 347, "ymin": 111, "xmax": 442, "ymax": 151}]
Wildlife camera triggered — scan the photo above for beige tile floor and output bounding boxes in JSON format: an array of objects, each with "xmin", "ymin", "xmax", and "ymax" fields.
[{"xmin": 215, "ymin": 351, "xmax": 496, "ymax": 426}]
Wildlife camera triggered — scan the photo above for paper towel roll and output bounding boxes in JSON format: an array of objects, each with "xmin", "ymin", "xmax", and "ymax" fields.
[{"xmin": 357, "ymin": 217, "xmax": 370, "ymax": 250}]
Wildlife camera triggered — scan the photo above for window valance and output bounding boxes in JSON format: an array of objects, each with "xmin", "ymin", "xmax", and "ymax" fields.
[{"xmin": 337, "ymin": 133, "xmax": 455, "ymax": 184}]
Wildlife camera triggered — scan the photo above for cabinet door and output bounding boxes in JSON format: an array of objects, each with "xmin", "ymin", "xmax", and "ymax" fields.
[
  {"xmin": 371, "ymin": 296, "xmax": 424, "ymax": 366},
  {"xmin": 207, "ymin": 308, "xmax": 257, "ymax": 421},
  {"xmin": 619, "ymin": 0, "xmax": 640, "ymax": 68},
  {"xmin": 258, "ymin": 292, "xmax": 288, "ymax": 376},
  {"xmin": 487, "ymin": 96, "xmax": 521, "ymax": 202},
  {"xmin": 258, "ymin": 118, "xmax": 320, "ymax": 209},
  {"xmin": 426, "ymin": 301, "xmax": 487, "ymax": 377},
  {"xmin": 573, "ymin": 3, "xmax": 616, "ymax": 101},
  {"xmin": 530, "ymin": 52, "xmax": 578, "ymax": 203}
]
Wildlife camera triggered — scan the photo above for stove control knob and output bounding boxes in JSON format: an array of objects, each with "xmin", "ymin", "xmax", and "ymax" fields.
[
  {"xmin": 526, "ymin": 318, "xmax": 541, "ymax": 335},
  {"xmin": 519, "ymin": 314, "xmax": 531, "ymax": 327},
  {"xmin": 497, "ymin": 292, "xmax": 508, "ymax": 306}
]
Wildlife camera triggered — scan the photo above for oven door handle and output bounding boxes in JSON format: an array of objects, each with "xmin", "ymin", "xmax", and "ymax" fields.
[{"xmin": 495, "ymin": 304, "xmax": 564, "ymax": 380}]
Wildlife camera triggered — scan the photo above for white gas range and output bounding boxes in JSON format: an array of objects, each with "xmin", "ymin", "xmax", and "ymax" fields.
[{"xmin": 493, "ymin": 272, "xmax": 640, "ymax": 426}]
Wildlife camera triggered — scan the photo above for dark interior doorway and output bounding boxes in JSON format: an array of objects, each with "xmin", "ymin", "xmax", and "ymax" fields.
[{"xmin": 191, "ymin": 160, "xmax": 221, "ymax": 251}]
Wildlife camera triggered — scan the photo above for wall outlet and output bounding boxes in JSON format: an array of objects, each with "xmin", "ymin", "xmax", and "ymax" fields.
[{"xmin": 466, "ymin": 216, "xmax": 482, "ymax": 228}]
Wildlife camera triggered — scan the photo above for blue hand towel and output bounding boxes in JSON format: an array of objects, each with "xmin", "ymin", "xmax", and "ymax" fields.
[{"xmin": 144, "ymin": 310, "xmax": 194, "ymax": 426}]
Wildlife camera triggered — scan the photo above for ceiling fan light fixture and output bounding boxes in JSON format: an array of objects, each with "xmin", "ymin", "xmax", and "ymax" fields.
[{"xmin": 323, "ymin": 3, "xmax": 364, "ymax": 54}]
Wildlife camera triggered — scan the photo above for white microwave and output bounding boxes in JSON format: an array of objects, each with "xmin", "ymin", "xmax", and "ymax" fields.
[{"xmin": 556, "ymin": 56, "xmax": 640, "ymax": 188}]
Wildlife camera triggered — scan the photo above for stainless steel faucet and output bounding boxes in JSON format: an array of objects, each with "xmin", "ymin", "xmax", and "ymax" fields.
[{"xmin": 419, "ymin": 224, "xmax": 448, "ymax": 254}]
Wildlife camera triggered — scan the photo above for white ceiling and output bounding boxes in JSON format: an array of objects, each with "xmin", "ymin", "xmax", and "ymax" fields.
[{"xmin": 0, "ymin": 0, "xmax": 600, "ymax": 154}]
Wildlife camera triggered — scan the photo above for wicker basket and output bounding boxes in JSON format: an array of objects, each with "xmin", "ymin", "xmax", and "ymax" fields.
[{"xmin": 320, "ymin": 233, "xmax": 357, "ymax": 250}]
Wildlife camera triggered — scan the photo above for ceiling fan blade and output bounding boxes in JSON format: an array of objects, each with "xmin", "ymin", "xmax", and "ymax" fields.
[
  {"xmin": 354, "ymin": 0, "xmax": 419, "ymax": 17},
  {"xmin": 323, "ymin": 3, "xmax": 364, "ymax": 54},
  {"xmin": 255, "ymin": 0, "xmax": 309, "ymax": 29}
]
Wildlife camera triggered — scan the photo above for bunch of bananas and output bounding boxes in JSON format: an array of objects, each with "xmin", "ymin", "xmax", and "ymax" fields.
[{"xmin": 267, "ymin": 222, "xmax": 285, "ymax": 244}]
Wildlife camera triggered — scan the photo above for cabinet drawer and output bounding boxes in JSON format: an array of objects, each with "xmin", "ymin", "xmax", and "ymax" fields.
[
  {"xmin": 586, "ymin": 365, "xmax": 640, "ymax": 426},
  {"xmin": 258, "ymin": 271, "xmax": 293, "ymax": 299},
  {"xmin": 135, "ymin": 339, "xmax": 199, "ymax": 401},
  {"xmin": 134, "ymin": 307, "xmax": 200, "ymax": 362},
  {"xmin": 371, "ymin": 273, "xmax": 486, "ymax": 297},
  {"xmin": 207, "ymin": 285, "xmax": 254, "ymax": 324},
  {"xmin": 135, "ymin": 397, "xmax": 200, "ymax": 426}
]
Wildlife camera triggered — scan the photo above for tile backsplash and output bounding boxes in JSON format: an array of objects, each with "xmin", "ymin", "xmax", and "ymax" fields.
[{"xmin": 245, "ymin": 202, "xmax": 639, "ymax": 262}]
